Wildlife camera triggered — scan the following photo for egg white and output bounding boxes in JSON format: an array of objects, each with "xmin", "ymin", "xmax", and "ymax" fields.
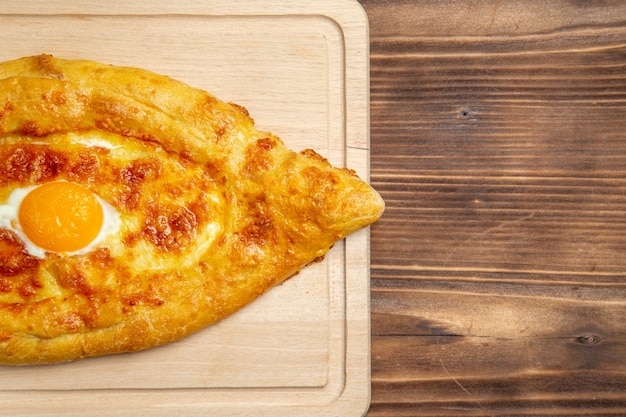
[{"xmin": 0, "ymin": 183, "xmax": 121, "ymax": 258}]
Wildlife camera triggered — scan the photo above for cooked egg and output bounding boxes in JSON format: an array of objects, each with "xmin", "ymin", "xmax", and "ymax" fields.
[{"xmin": 0, "ymin": 181, "xmax": 121, "ymax": 258}]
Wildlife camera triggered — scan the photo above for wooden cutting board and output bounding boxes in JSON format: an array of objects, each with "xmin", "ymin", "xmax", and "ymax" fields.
[{"xmin": 0, "ymin": 1, "xmax": 371, "ymax": 416}]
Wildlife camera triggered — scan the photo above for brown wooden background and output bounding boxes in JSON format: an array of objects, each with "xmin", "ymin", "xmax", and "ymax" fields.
[{"xmin": 362, "ymin": 1, "xmax": 626, "ymax": 415}]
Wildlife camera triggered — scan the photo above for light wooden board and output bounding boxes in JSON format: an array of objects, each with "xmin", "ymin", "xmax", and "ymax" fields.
[{"xmin": 0, "ymin": 1, "xmax": 371, "ymax": 416}]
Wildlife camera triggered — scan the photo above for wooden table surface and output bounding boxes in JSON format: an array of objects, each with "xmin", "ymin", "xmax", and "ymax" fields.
[{"xmin": 362, "ymin": 1, "xmax": 626, "ymax": 415}]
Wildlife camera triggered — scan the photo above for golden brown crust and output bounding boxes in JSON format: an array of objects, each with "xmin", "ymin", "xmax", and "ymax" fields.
[{"xmin": 0, "ymin": 55, "xmax": 384, "ymax": 365}]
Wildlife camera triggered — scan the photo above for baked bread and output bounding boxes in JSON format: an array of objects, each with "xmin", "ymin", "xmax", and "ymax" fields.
[{"xmin": 0, "ymin": 55, "xmax": 384, "ymax": 365}]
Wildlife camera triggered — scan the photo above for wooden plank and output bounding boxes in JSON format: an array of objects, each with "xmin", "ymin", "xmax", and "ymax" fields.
[{"xmin": 363, "ymin": 0, "xmax": 626, "ymax": 415}]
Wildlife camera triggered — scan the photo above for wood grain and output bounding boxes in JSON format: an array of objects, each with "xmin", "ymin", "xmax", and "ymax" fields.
[{"xmin": 363, "ymin": 0, "xmax": 626, "ymax": 415}]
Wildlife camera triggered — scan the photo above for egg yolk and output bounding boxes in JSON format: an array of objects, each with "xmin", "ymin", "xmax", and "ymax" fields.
[{"xmin": 18, "ymin": 182, "xmax": 104, "ymax": 253}]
